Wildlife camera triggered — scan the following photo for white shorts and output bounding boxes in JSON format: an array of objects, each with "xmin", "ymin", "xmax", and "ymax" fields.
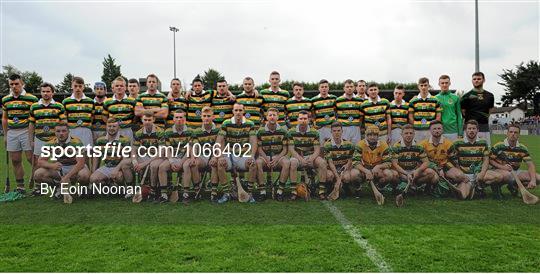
[
  {"xmin": 71, "ymin": 127, "xmax": 93, "ymax": 147},
  {"xmin": 34, "ymin": 137, "xmax": 47, "ymax": 156},
  {"xmin": 343, "ymin": 126, "xmax": 361, "ymax": 144},
  {"xmin": 390, "ymin": 128, "xmax": 402, "ymax": 146},
  {"xmin": 59, "ymin": 164, "xmax": 89, "ymax": 177},
  {"xmin": 95, "ymin": 166, "xmax": 116, "ymax": 179},
  {"xmin": 119, "ymin": 127, "xmax": 134, "ymax": 144},
  {"xmin": 226, "ymin": 156, "xmax": 250, "ymax": 171},
  {"xmin": 414, "ymin": 130, "xmax": 430, "ymax": 143},
  {"xmin": 6, "ymin": 128, "xmax": 31, "ymax": 152},
  {"xmin": 477, "ymin": 131, "xmax": 491, "ymax": 146},
  {"xmin": 443, "ymin": 133, "xmax": 459, "ymax": 141},
  {"xmin": 318, "ymin": 126, "xmax": 332, "ymax": 144}
]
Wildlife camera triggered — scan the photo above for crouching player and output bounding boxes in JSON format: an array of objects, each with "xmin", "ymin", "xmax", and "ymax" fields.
[
  {"xmin": 33, "ymin": 122, "xmax": 90, "ymax": 203},
  {"xmin": 158, "ymin": 110, "xmax": 194, "ymax": 204},
  {"xmin": 89, "ymin": 118, "xmax": 133, "ymax": 196},
  {"xmin": 323, "ymin": 122, "xmax": 356, "ymax": 199},
  {"xmin": 448, "ymin": 120, "xmax": 502, "ymax": 199},
  {"xmin": 391, "ymin": 124, "xmax": 438, "ymax": 205},
  {"xmin": 353, "ymin": 126, "xmax": 396, "ymax": 200},
  {"xmin": 490, "ymin": 123, "xmax": 538, "ymax": 196},
  {"xmin": 288, "ymin": 110, "xmax": 327, "ymax": 200},
  {"xmin": 256, "ymin": 108, "xmax": 290, "ymax": 201},
  {"xmin": 215, "ymin": 103, "xmax": 258, "ymax": 204}
]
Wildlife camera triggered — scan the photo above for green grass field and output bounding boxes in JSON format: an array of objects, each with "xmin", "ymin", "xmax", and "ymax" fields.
[{"xmin": 1, "ymin": 135, "xmax": 539, "ymax": 272}]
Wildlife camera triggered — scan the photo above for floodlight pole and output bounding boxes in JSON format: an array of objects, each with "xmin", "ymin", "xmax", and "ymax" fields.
[
  {"xmin": 475, "ymin": 0, "xmax": 480, "ymax": 72},
  {"xmin": 169, "ymin": 26, "xmax": 179, "ymax": 78}
]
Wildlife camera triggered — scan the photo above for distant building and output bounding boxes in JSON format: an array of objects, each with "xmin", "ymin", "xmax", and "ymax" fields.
[{"xmin": 489, "ymin": 106, "xmax": 525, "ymax": 125}]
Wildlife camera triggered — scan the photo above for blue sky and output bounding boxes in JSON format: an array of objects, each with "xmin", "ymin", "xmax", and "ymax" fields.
[{"xmin": 1, "ymin": 0, "xmax": 538, "ymax": 101}]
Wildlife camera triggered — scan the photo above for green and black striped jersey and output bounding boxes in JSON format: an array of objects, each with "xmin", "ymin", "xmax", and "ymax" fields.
[
  {"xmin": 103, "ymin": 95, "xmax": 137, "ymax": 129},
  {"xmin": 408, "ymin": 94, "xmax": 442, "ymax": 131},
  {"xmin": 335, "ymin": 95, "xmax": 363, "ymax": 126},
  {"xmin": 93, "ymin": 98, "xmax": 106, "ymax": 131},
  {"xmin": 260, "ymin": 88, "xmax": 290, "ymax": 127},
  {"xmin": 192, "ymin": 124, "xmax": 220, "ymax": 146},
  {"xmin": 136, "ymin": 91, "xmax": 168, "ymax": 127},
  {"xmin": 360, "ymin": 97, "xmax": 390, "ymax": 134},
  {"xmin": 391, "ymin": 140, "xmax": 428, "ymax": 171},
  {"xmin": 133, "ymin": 126, "xmax": 164, "ymax": 148},
  {"xmin": 490, "ymin": 139, "xmax": 532, "ymax": 171},
  {"xmin": 187, "ymin": 90, "xmax": 213, "ymax": 129},
  {"xmin": 218, "ymin": 117, "xmax": 256, "ymax": 145},
  {"xmin": 212, "ymin": 92, "xmax": 235, "ymax": 128},
  {"xmin": 236, "ymin": 92, "xmax": 263, "ymax": 127},
  {"xmin": 286, "ymin": 97, "xmax": 312, "ymax": 127},
  {"xmin": 449, "ymin": 138, "xmax": 489, "ymax": 174},
  {"xmin": 2, "ymin": 90, "xmax": 38, "ymax": 129},
  {"xmin": 163, "ymin": 125, "xmax": 193, "ymax": 156},
  {"xmin": 62, "ymin": 94, "xmax": 94, "ymax": 129},
  {"xmin": 166, "ymin": 95, "xmax": 188, "ymax": 127},
  {"xmin": 387, "ymin": 100, "xmax": 409, "ymax": 129},
  {"xmin": 256, "ymin": 124, "xmax": 288, "ymax": 156},
  {"xmin": 311, "ymin": 94, "xmax": 336, "ymax": 128},
  {"xmin": 287, "ymin": 126, "xmax": 320, "ymax": 156},
  {"xmin": 29, "ymin": 99, "xmax": 66, "ymax": 142},
  {"xmin": 323, "ymin": 139, "xmax": 355, "ymax": 169},
  {"xmin": 94, "ymin": 134, "xmax": 131, "ymax": 167}
]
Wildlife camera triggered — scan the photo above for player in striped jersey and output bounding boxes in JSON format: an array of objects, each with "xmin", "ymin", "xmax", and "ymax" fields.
[
  {"xmin": 353, "ymin": 126, "xmax": 396, "ymax": 195},
  {"xmin": 62, "ymin": 76, "xmax": 94, "ymax": 147},
  {"xmin": 236, "ymin": 77, "xmax": 263, "ymax": 128},
  {"xmin": 355, "ymin": 80, "xmax": 368, "ymax": 101},
  {"xmin": 157, "ymin": 110, "xmax": 194, "ymax": 204},
  {"xmin": 448, "ymin": 120, "xmax": 502, "ymax": 199},
  {"xmin": 127, "ymin": 78, "xmax": 141, "ymax": 132},
  {"xmin": 191, "ymin": 107, "xmax": 221, "ymax": 202},
  {"xmin": 3, "ymin": 74, "xmax": 38, "ymax": 193},
  {"xmin": 92, "ymin": 81, "xmax": 107, "ymax": 141},
  {"xmin": 490, "ymin": 124, "xmax": 538, "ymax": 194},
  {"xmin": 288, "ymin": 110, "xmax": 327, "ymax": 200},
  {"xmin": 260, "ymin": 71, "xmax": 290, "ymax": 128},
  {"xmin": 360, "ymin": 83, "xmax": 390, "ymax": 142},
  {"xmin": 33, "ymin": 122, "xmax": 91, "ymax": 203},
  {"xmin": 90, "ymin": 118, "xmax": 133, "ymax": 193},
  {"xmin": 311, "ymin": 79, "xmax": 336, "ymax": 144},
  {"xmin": 391, "ymin": 125, "xmax": 439, "ymax": 200},
  {"xmin": 134, "ymin": 74, "xmax": 169, "ymax": 128},
  {"xmin": 186, "ymin": 78, "xmax": 212, "ymax": 129},
  {"xmin": 323, "ymin": 122, "xmax": 356, "ymax": 198},
  {"xmin": 335, "ymin": 79, "xmax": 363, "ymax": 144},
  {"xmin": 386, "ymin": 85, "xmax": 409, "ymax": 145},
  {"xmin": 131, "ymin": 111, "xmax": 165, "ymax": 202},
  {"xmin": 166, "ymin": 78, "xmax": 188, "ymax": 128},
  {"xmin": 408, "ymin": 77, "xmax": 442, "ymax": 142},
  {"xmin": 255, "ymin": 108, "xmax": 290, "ymax": 201},
  {"xmin": 103, "ymin": 77, "xmax": 136, "ymax": 143},
  {"xmin": 286, "ymin": 82, "xmax": 312, "ymax": 128},
  {"xmin": 216, "ymin": 103, "xmax": 257, "ymax": 203},
  {"xmin": 212, "ymin": 79, "xmax": 235, "ymax": 128}
]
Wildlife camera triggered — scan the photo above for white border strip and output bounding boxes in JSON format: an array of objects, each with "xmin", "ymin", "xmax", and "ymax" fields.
[{"xmin": 323, "ymin": 201, "xmax": 392, "ymax": 272}]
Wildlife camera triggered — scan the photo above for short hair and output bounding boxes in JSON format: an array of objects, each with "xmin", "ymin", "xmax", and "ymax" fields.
[
  {"xmin": 107, "ymin": 118, "xmax": 119, "ymax": 124},
  {"xmin": 331, "ymin": 122, "xmax": 342, "ymax": 129},
  {"xmin": 217, "ymin": 79, "xmax": 227, "ymax": 84},
  {"xmin": 171, "ymin": 78, "xmax": 181, "ymax": 83},
  {"xmin": 113, "ymin": 76, "xmax": 126, "ymax": 85},
  {"xmin": 367, "ymin": 82, "xmax": 378, "ymax": 89},
  {"xmin": 319, "ymin": 79, "xmax": 329, "ymax": 85},
  {"xmin": 507, "ymin": 123, "xmax": 520, "ymax": 131},
  {"xmin": 418, "ymin": 77, "xmax": 429, "ymax": 84},
  {"xmin": 8, "ymin": 74, "xmax": 22, "ymax": 81},
  {"xmin": 395, "ymin": 84, "xmax": 405, "ymax": 90},
  {"xmin": 201, "ymin": 106, "xmax": 213, "ymax": 114},
  {"xmin": 72, "ymin": 76, "xmax": 84, "ymax": 85},
  {"xmin": 243, "ymin": 77, "xmax": 254, "ymax": 82},
  {"xmin": 465, "ymin": 119, "xmax": 479, "ymax": 128},
  {"xmin": 40, "ymin": 82, "xmax": 55, "ymax": 92},
  {"xmin": 429, "ymin": 120, "xmax": 442, "ymax": 128},
  {"xmin": 55, "ymin": 122, "xmax": 68, "ymax": 128},
  {"xmin": 293, "ymin": 82, "xmax": 304, "ymax": 88},
  {"xmin": 192, "ymin": 77, "xmax": 203, "ymax": 85},
  {"xmin": 439, "ymin": 75, "xmax": 450, "ymax": 80},
  {"xmin": 146, "ymin": 74, "xmax": 159, "ymax": 81},
  {"xmin": 174, "ymin": 109, "xmax": 186, "ymax": 115},
  {"xmin": 472, "ymin": 72, "xmax": 485, "ymax": 79},
  {"xmin": 267, "ymin": 108, "xmax": 279, "ymax": 114},
  {"xmin": 402, "ymin": 124, "xmax": 414, "ymax": 131},
  {"xmin": 344, "ymin": 79, "xmax": 355, "ymax": 85},
  {"xmin": 128, "ymin": 78, "xmax": 139, "ymax": 86},
  {"xmin": 142, "ymin": 110, "xmax": 154, "ymax": 118},
  {"xmin": 356, "ymin": 80, "xmax": 366, "ymax": 85},
  {"xmin": 270, "ymin": 71, "xmax": 280, "ymax": 77},
  {"xmin": 298, "ymin": 110, "xmax": 310, "ymax": 116}
]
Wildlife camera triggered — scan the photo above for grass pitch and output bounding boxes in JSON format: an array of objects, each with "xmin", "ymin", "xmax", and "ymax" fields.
[{"xmin": 0, "ymin": 135, "xmax": 539, "ymax": 272}]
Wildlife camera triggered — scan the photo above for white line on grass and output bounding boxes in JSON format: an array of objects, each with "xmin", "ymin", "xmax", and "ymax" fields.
[{"xmin": 322, "ymin": 201, "xmax": 392, "ymax": 272}]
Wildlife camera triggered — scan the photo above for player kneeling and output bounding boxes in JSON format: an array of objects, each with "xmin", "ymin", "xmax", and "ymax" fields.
[
  {"xmin": 89, "ymin": 118, "xmax": 133, "ymax": 197},
  {"xmin": 33, "ymin": 122, "xmax": 91, "ymax": 203},
  {"xmin": 255, "ymin": 108, "xmax": 290, "ymax": 201},
  {"xmin": 391, "ymin": 124, "xmax": 438, "ymax": 206},
  {"xmin": 288, "ymin": 111, "xmax": 327, "ymax": 200},
  {"xmin": 324, "ymin": 122, "xmax": 356, "ymax": 200},
  {"xmin": 157, "ymin": 110, "xmax": 194, "ymax": 204},
  {"xmin": 353, "ymin": 126, "xmax": 397, "ymax": 204}
]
